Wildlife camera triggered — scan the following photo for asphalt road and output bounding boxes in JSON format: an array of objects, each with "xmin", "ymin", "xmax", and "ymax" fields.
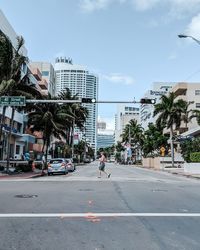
[{"xmin": 0, "ymin": 162, "xmax": 200, "ymax": 250}]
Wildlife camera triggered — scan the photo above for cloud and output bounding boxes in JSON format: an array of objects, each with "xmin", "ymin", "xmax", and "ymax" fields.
[
  {"xmin": 79, "ymin": 0, "xmax": 113, "ymax": 12},
  {"xmin": 168, "ymin": 52, "xmax": 177, "ymax": 60},
  {"xmin": 185, "ymin": 13, "xmax": 200, "ymax": 40},
  {"xmin": 168, "ymin": 0, "xmax": 200, "ymax": 18},
  {"xmin": 131, "ymin": 0, "xmax": 160, "ymax": 11},
  {"xmin": 102, "ymin": 73, "xmax": 135, "ymax": 85},
  {"xmin": 79, "ymin": 0, "xmax": 200, "ymax": 17}
]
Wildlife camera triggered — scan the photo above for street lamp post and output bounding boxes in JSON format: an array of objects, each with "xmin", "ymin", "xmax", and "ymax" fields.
[{"xmin": 178, "ymin": 34, "xmax": 200, "ymax": 45}]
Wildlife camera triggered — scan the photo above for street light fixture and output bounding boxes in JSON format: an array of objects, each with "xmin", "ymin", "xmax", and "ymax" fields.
[{"xmin": 178, "ymin": 34, "xmax": 200, "ymax": 45}]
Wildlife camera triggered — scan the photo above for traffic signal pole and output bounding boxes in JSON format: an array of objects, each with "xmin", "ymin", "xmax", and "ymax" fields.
[{"xmin": 25, "ymin": 99, "xmax": 156, "ymax": 104}]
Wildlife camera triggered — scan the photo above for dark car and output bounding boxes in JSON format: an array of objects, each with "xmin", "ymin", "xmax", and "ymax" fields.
[{"xmin": 47, "ymin": 158, "xmax": 68, "ymax": 175}]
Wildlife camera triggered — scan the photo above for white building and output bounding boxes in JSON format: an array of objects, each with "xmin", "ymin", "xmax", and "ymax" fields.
[
  {"xmin": 0, "ymin": 9, "xmax": 27, "ymax": 56},
  {"xmin": 115, "ymin": 104, "xmax": 140, "ymax": 143},
  {"xmin": 54, "ymin": 57, "xmax": 98, "ymax": 152},
  {"xmin": 140, "ymin": 82, "xmax": 175, "ymax": 130}
]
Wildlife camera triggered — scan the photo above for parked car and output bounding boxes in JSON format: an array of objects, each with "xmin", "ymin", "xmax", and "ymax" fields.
[
  {"xmin": 65, "ymin": 158, "xmax": 76, "ymax": 172},
  {"xmin": 83, "ymin": 158, "xmax": 91, "ymax": 163},
  {"xmin": 47, "ymin": 158, "xmax": 68, "ymax": 175}
]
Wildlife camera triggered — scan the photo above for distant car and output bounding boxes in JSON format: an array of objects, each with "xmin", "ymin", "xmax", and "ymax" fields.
[
  {"xmin": 109, "ymin": 156, "xmax": 115, "ymax": 162},
  {"xmin": 65, "ymin": 158, "xmax": 76, "ymax": 172},
  {"xmin": 47, "ymin": 158, "xmax": 68, "ymax": 175},
  {"xmin": 83, "ymin": 158, "xmax": 91, "ymax": 163}
]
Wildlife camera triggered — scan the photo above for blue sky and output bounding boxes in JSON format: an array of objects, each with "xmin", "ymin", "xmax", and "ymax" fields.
[{"xmin": 1, "ymin": 0, "xmax": 200, "ymax": 129}]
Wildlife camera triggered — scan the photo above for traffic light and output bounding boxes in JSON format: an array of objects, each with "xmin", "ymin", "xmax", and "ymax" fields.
[
  {"xmin": 140, "ymin": 98, "xmax": 156, "ymax": 104},
  {"xmin": 81, "ymin": 98, "xmax": 96, "ymax": 103}
]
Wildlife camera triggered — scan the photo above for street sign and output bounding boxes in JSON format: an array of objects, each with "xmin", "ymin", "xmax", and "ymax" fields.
[
  {"xmin": 160, "ymin": 146, "xmax": 166, "ymax": 157},
  {"xmin": 0, "ymin": 96, "xmax": 26, "ymax": 106}
]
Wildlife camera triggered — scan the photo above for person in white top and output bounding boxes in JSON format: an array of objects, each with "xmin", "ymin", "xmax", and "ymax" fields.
[{"xmin": 98, "ymin": 152, "xmax": 111, "ymax": 178}]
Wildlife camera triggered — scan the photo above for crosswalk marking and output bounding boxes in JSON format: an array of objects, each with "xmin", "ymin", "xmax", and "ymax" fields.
[{"xmin": 0, "ymin": 212, "xmax": 200, "ymax": 218}]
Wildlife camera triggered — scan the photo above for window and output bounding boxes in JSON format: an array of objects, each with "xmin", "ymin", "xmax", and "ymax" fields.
[
  {"xmin": 195, "ymin": 90, "xmax": 200, "ymax": 95},
  {"xmin": 42, "ymin": 71, "xmax": 49, "ymax": 76},
  {"xmin": 196, "ymin": 103, "xmax": 200, "ymax": 108},
  {"xmin": 16, "ymin": 145, "xmax": 20, "ymax": 154}
]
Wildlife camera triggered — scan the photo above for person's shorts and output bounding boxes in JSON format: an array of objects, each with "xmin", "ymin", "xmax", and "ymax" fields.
[{"xmin": 99, "ymin": 162, "xmax": 105, "ymax": 171}]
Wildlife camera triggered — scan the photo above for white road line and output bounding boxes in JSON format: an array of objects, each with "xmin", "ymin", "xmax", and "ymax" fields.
[{"xmin": 0, "ymin": 213, "xmax": 200, "ymax": 218}]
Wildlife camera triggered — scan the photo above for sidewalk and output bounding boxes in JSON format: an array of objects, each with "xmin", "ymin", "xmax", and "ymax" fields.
[
  {"xmin": 164, "ymin": 168, "xmax": 200, "ymax": 180},
  {"xmin": 0, "ymin": 170, "xmax": 43, "ymax": 179},
  {"xmin": 138, "ymin": 165, "xmax": 200, "ymax": 180}
]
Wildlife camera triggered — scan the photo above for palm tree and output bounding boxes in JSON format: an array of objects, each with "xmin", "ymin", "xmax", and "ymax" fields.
[
  {"xmin": 57, "ymin": 89, "xmax": 88, "ymax": 149},
  {"xmin": 0, "ymin": 31, "xmax": 42, "ymax": 171},
  {"xmin": 121, "ymin": 119, "xmax": 144, "ymax": 162},
  {"xmin": 122, "ymin": 119, "xmax": 144, "ymax": 145},
  {"xmin": 27, "ymin": 95, "xmax": 67, "ymax": 168},
  {"xmin": 153, "ymin": 92, "xmax": 188, "ymax": 167}
]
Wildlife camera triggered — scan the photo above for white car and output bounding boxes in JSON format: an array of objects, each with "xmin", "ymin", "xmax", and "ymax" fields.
[
  {"xmin": 65, "ymin": 158, "xmax": 76, "ymax": 172},
  {"xmin": 47, "ymin": 158, "xmax": 68, "ymax": 175}
]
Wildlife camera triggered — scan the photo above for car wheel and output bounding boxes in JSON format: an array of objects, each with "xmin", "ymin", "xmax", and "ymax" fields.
[{"xmin": 48, "ymin": 173, "xmax": 50, "ymax": 176}]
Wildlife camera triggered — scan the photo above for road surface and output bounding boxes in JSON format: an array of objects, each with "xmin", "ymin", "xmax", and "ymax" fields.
[{"xmin": 0, "ymin": 162, "xmax": 200, "ymax": 250}]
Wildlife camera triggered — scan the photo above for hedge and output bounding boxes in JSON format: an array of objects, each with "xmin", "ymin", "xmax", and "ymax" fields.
[{"xmin": 190, "ymin": 152, "xmax": 200, "ymax": 163}]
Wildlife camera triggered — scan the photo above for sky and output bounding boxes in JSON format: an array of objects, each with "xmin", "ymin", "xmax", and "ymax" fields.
[{"xmin": 1, "ymin": 0, "xmax": 200, "ymax": 129}]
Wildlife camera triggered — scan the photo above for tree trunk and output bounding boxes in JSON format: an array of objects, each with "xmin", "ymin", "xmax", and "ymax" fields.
[
  {"xmin": 170, "ymin": 126, "xmax": 175, "ymax": 168},
  {"xmin": 6, "ymin": 107, "xmax": 15, "ymax": 172},
  {"xmin": 0, "ymin": 106, "xmax": 7, "ymax": 160}
]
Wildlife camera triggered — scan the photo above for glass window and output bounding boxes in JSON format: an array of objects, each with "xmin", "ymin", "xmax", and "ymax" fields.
[
  {"xmin": 196, "ymin": 103, "xmax": 200, "ymax": 108},
  {"xmin": 16, "ymin": 145, "xmax": 20, "ymax": 154},
  {"xmin": 195, "ymin": 90, "xmax": 200, "ymax": 95},
  {"xmin": 42, "ymin": 71, "xmax": 49, "ymax": 76}
]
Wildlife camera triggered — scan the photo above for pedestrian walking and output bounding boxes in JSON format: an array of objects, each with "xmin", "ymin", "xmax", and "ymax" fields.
[{"xmin": 98, "ymin": 152, "xmax": 111, "ymax": 178}]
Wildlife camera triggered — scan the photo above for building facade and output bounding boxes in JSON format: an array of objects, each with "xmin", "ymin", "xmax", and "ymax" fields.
[
  {"xmin": 172, "ymin": 82, "xmax": 200, "ymax": 133},
  {"xmin": 97, "ymin": 120, "xmax": 114, "ymax": 149},
  {"xmin": 140, "ymin": 82, "xmax": 175, "ymax": 130},
  {"xmin": 115, "ymin": 104, "xmax": 140, "ymax": 143},
  {"xmin": 30, "ymin": 62, "xmax": 56, "ymax": 97},
  {"xmin": 54, "ymin": 57, "xmax": 98, "ymax": 152}
]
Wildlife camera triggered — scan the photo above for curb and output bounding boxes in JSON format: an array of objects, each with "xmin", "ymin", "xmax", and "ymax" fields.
[
  {"xmin": 0, "ymin": 172, "xmax": 44, "ymax": 179},
  {"xmin": 137, "ymin": 166, "xmax": 200, "ymax": 180}
]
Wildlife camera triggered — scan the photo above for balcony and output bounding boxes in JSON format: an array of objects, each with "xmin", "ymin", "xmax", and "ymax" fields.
[
  {"xmin": 172, "ymin": 82, "xmax": 187, "ymax": 96},
  {"xmin": 30, "ymin": 67, "xmax": 42, "ymax": 81},
  {"xmin": 38, "ymin": 79, "xmax": 48, "ymax": 90}
]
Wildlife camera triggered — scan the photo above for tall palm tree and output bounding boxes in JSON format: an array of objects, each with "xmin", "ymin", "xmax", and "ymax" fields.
[
  {"xmin": 122, "ymin": 119, "xmax": 144, "ymax": 145},
  {"xmin": 57, "ymin": 89, "xmax": 88, "ymax": 146},
  {"xmin": 153, "ymin": 92, "xmax": 188, "ymax": 167},
  {"xmin": 121, "ymin": 119, "xmax": 144, "ymax": 162},
  {"xmin": 0, "ymin": 31, "xmax": 42, "ymax": 171},
  {"xmin": 27, "ymin": 95, "xmax": 67, "ymax": 167}
]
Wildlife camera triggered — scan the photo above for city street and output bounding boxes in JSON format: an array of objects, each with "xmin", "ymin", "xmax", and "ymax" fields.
[{"xmin": 1, "ymin": 162, "xmax": 200, "ymax": 250}]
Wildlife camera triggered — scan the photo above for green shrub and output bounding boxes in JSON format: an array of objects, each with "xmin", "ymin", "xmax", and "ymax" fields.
[
  {"xmin": 190, "ymin": 152, "xmax": 200, "ymax": 163},
  {"xmin": 180, "ymin": 138, "xmax": 200, "ymax": 162}
]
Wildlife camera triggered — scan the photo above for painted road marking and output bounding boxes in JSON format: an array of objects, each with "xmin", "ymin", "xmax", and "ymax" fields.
[{"xmin": 0, "ymin": 213, "xmax": 200, "ymax": 218}]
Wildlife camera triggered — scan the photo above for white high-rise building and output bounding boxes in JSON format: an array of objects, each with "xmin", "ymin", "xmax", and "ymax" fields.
[
  {"xmin": 54, "ymin": 57, "xmax": 98, "ymax": 152},
  {"xmin": 115, "ymin": 104, "xmax": 140, "ymax": 143},
  {"xmin": 140, "ymin": 82, "xmax": 175, "ymax": 130}
]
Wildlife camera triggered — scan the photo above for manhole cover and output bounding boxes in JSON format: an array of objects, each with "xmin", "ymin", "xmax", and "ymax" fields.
[
  {"xmin": 151, "ymin": 189, "xmax": 168, "ymax": 192},
  {"xmin": 14, "ymin": 194, "xmax": 38, "ymax": 198},
  {"xmin": 79, "ymin": 189, "xmax": 93, "ymax": 192}
]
